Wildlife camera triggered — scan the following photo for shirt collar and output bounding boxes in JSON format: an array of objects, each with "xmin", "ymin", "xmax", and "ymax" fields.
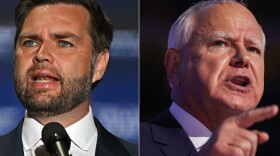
[
  {"xmin": 169, "ymin": 102, "xmax": 212, "ymax": 137},
  {"xmin": 22, "ymin": 106, "xmax": 97, "ymax": 151},
  {"xmin": 22, "ymin": 112, "xmax": 44, "ymax": 151},
  {"xmin": 66, "ymin": 106, "xmax": 97, "ymax": 151},
  {"xmin": 169, "ymin": 102, "xmax": 212, "ymax": 150}
]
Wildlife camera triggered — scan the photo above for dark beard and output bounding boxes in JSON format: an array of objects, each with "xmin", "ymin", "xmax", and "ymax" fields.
[{"xmin": 14, "ymin": 65, "xmax": 93, "ymax": 118}]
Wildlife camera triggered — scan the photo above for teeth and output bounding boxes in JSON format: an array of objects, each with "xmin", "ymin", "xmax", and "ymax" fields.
[
  {"xmin": 235, "ymin": 77, "xmax": 244, "ymax": 81},
  {"xmin": 34, "ymin": 76, "xmax": 55, "ymax": 82},
  {"xmin": 235, "ymin": 77, "xmax": 247, "ymax": 86},
  {"xmin": 231, "ymin": 77, "xmax": 247, "ymax": 86},
  {"xmin": 35, "ymin": 79, "xmax": 52, "ymax": 82},
  {"xmin": 36, "ymin": 76, "xmax": 46, "ymax": 80}
]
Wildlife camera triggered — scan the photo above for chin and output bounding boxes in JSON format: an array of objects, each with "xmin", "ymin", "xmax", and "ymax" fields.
[
  {"xmin": 211, "ymin": 94, "xmax": 257, "ymax": 116},
  {"xmin": 225, "ymin": 96, "xmax": 259, "ymax": 112}
]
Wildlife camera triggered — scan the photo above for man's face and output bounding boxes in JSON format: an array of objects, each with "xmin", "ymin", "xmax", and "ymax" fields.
[
  {"xmin": 14, "ymin": 4, "xmax": 94, "ymax": 117},
  {"xmin": 176, "ymin": 3, "xmax": 265, "ymax": 117}
]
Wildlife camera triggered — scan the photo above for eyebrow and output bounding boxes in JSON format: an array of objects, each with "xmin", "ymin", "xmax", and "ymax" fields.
[
  {"xmin": 18, "ymin": 33, "xmax": 40, "ymax": 41},
  {"xmin": 51, "ymin": 32, "xmax": 81, "ymax": 42},
  {"xmin": 18, "ymin": 32, "xmax": 81, "ymax": 42},
  {"xmin": 208, "ymin": 31, "xmax": 264, "ymax": 46}
]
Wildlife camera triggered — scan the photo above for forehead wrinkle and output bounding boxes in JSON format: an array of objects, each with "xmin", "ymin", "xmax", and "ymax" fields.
[
  {"xmin": 50, "ymin": 32, "xmax": 81, "ymax": 42},
  {"xmin": 199, "ymin": 31, "xmax": 231, "ymax": 43},
  {"xmin": 208, "ymin": 31, "xmax": 230, "ymax": 40},
  {"xmin": 207, "ymin": 31, "xmax": 264, "ymax": 45}
]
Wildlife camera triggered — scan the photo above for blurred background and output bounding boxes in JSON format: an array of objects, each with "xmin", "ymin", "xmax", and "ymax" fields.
[
  {"xmin": 0, "ymin": 0, "xmax": 138, "ymax": 144},
  {"xmin": 140, "ymin": 0, "xmax": 280, "ymax": 155}
]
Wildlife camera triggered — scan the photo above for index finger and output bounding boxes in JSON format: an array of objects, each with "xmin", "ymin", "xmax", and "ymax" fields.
[{"xmin": 235, "ymin": 104, "xmax": 278, "ymax": 128}]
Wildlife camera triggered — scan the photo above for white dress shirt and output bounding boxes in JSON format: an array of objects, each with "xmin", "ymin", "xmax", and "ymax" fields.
[
  {"xmin": 22, "ymin": 106, "xmax": 98, "ymax": 156},
  {"xmin": 169, "ymin": 102, "xmax": 212, "ymax": 151}
]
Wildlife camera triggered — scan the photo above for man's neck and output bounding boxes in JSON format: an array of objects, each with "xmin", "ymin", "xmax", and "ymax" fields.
[{"xmin": 28, "ymin": 100, "xmax": 90, "ymax": 128}]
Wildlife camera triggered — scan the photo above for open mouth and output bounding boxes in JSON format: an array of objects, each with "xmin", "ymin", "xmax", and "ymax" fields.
[
  {"xmin": 229, "ymin": 76, "xmax": 250, "ymax": 87},
  {"xmin": 31, "ymin": 70, "xmax": 60, "ymax": 83},
  {"xmin": 32, "ymin": 75, "xmax": 59, "ymax": 82}
]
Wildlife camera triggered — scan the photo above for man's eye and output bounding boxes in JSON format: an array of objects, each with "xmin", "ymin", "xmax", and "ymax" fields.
[
  {"xmin": 247, "ymin": 47, "xmax": 261, "ymax": 55},
  {"xmin": 212, "ymin": 41, "xmax": 227, "ymax": 47},
  {"xmin": 59, "ymin": 41, "xmax": 73, "ymax": 48},
  {"xmin": 23, "ymin": 40, "xmax": 37, "ymax": 47}
]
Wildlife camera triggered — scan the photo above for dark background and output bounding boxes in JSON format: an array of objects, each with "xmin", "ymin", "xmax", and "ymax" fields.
[{"xmin": 140, "ymin": 0, "xmax": 280, "ymax": 155}]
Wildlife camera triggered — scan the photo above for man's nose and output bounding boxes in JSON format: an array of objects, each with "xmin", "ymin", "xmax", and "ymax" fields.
[
  {"xmin": 229, "ymin": 47, "xmax": 250, "ymax": 68},
  {"xmin": 33, "ymin": 44, "xmax": 54, "ymax": 64}
]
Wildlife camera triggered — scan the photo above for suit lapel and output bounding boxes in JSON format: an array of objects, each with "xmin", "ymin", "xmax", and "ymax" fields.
[
  {"xmin": 94, "ymin": 118, "xmax": 131, "ymax": 156},
  {"xmin": 0, "ymin": 119, "xmax": 24, "ymax": 156},
  {"xmin": 151, "ymin": 109, "xmax": 197, "ymax": 156},
  {"xmin": 14, "ymin": 119, "xmax": 25, "ymax": 156}
]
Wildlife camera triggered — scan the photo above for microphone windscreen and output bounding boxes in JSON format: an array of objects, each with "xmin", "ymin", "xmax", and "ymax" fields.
[{"xmin": 42, "ymin": 122, "xmax": 71, "ymax": 153}]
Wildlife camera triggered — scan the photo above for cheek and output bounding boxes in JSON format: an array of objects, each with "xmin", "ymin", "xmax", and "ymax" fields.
[
  {"xmin": 179, "ymin": 58, "xmax": 221, "ymax": 102},
  {"xmin": 256, "ymin": 63, "xmax": 264, "ymax": 95},
  {"xmin": 58, "ymin": 56, "xmax": 92, "ymax": 77},
  {"xmin": 252, "ymin": 59, "xmax": 264, "ymax": 88},
  {"xmin": 14, "ymin": 56, "xmax": 30, "ymax": 76},
  {"xmin": 258, "ymin": 63, "xmax": 264, "ymax": 83},
  {"xmin": 195, "ymin": 58, "xmax": 225, "ymax": 90},
  {"xmin": 14, "ymin": 46, "xmax": 36, "ymax": 75}
]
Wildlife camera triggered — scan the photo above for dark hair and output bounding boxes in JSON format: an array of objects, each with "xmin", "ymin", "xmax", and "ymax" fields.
[{"xmin": 14, "ymin": 0, "xmax": 113, "ymax": 56}]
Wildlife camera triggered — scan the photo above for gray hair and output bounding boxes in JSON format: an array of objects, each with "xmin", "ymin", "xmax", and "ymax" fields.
[{"xmin": 167, "ymin": 0, "xmax": 265, "ymax": 50}]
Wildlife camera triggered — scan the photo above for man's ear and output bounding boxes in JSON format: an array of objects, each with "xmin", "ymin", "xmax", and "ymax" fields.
[
  {"xmin": 164, "ymin": 48, "xmax": 181, "ymax": 87},
  {"xmin": 92, "ymin": 49, "xmax": 109, "ymax": 83}
]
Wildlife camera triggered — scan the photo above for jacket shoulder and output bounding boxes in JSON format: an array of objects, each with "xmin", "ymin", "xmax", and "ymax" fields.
[
  {"xmin": 0, "ymin": 120, "xmax": 24, "ymax": 155},
  {"xmin": 94, "ymin": 117, "xmax": 138, "ymax": 156},
  {"xmin": 140, "ymin": 122, "xmax": 166, "ymax": 156},
  {"xmin": 140, "ymin": 110, "xmax": 196, "ymax": 156},
  {"xmin": 117, "ymin": 137, "xmax": 138, "ymax": 156}
]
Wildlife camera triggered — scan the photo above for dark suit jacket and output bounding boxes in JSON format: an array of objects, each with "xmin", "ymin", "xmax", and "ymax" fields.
[
  {"xmin": 141, "ymin": 109, "xmax": 276, "ymax": 156},
  {"xmin": 0, "ymin": 117, "xmax": 138, "ymax": 156},
  {"xmin": 140, "ymin": 109, "xmax": 197, "ymax": 156}
]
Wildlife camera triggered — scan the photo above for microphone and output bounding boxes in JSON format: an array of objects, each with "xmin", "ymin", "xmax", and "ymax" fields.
[{"xmin": 42, "ymin": 122, "xmax": 71, "ymax": 156}]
